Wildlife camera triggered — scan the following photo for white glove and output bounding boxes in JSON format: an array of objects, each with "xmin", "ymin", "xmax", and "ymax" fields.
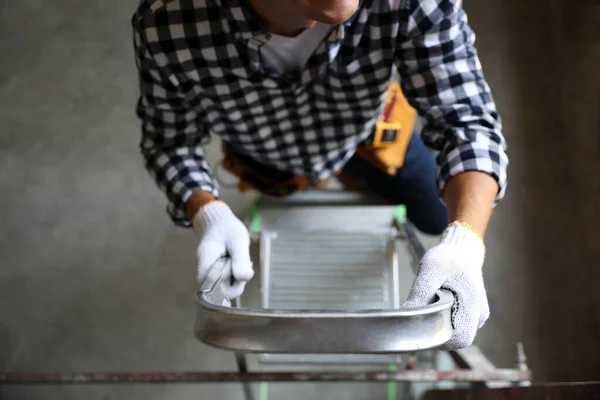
[
  {"xmin": 403, "ymin": 221, "xmax": 488, "ymax": 349},
  {"xmin": 193, "ymin": 201, "xmax": 254, "ymax": 299}
]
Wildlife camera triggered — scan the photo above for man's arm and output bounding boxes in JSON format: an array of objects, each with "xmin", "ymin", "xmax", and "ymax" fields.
[
  {"xmin": 133, "ymin": 7, "xmax": 253, "ymax": 299},
  {"xmin": 396, "ymin": 0, "xmax": 509, "ymax": 232},
  {"xmin": 396, "ymin": 0, "xmax": 507, "ymax": 348},
  {"xmin": 444, "ymin": 171, "xmax": 498, "ymax": 238},
  {"xmin": 133, "ymin": 17, "xmax": 219, "ymax": 227},
  {"xmin": 186, "ymin": 191, "xmax": 217, "ymax": 221}
]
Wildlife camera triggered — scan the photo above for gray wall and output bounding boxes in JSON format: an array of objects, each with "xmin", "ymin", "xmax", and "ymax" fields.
[{"xmin": 0, "ymin": 0, "xmax": 599, "ymax": 398}]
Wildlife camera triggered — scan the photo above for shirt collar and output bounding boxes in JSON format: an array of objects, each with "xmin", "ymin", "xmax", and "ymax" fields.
[{"xmin": 327, "ymin": 3, "xmax": 362, "ymax": 44}]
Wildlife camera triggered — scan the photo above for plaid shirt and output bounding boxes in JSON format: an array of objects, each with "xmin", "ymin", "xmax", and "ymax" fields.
[{"xmin": 132, "ymin": 0, "xmax": 508, "ymax": 227}]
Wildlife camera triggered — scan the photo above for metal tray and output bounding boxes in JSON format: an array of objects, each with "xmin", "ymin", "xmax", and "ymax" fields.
[
  {"xmin": 194, "ymin": 196, "xmax": 454, "ymax": 354},
  {"xmin": 194, "ymin": 257, "xmax": 453, "ymax": 354}
]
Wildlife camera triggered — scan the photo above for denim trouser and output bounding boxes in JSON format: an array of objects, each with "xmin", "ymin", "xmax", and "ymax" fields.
[{"xmin": 341, "ymin": 133, "xmax": 448, "ymax": 235}]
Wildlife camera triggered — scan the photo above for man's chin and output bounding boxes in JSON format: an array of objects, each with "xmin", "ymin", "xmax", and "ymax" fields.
[{"xmin": 305, "ymin": 0, "xmax": 359, "ymax": 25}]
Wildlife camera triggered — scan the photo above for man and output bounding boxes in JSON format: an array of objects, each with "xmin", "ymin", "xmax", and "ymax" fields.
[{"xmin": 132, "ymin": 0, "xmax": 508, "ymax": 349}]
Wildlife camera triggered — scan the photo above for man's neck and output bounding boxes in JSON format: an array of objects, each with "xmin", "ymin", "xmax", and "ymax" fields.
[{"xmin": 269, "ymin": 23, "xmax": 312, "ymax": 37}]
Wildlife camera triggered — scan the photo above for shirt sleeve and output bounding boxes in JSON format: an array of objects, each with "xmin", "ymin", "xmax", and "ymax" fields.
[
  {"xmin": 133, "ymin": 23, "xmax": 219, "ymax": 228},
  {"xmin": 396, "ymin": 0, "xmax": 509, "ymax": 203}
]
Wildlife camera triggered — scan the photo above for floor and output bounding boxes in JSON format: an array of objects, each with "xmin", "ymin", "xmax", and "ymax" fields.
[{"xmin": 0, "ymin": 0, "xmax": 599, "ymax": 399}]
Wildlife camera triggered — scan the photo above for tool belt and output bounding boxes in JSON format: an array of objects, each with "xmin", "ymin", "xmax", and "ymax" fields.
[
  {"xmin": 221, "ymin": 142, "xmax": 310, "ymax": 197},
  {"xmin": 221, "ymin": 80, "xmax": 417, "ymax": 196}
]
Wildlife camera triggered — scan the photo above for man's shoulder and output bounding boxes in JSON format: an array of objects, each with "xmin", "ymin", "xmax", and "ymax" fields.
[{"xmin": 132, "ymin": 0, "xmax": 220, "ymax": 30}]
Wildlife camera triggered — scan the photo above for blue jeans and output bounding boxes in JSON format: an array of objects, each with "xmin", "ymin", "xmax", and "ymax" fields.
[{"xmin": 342, "ymin": 134, "xmax": 448, "ymax": 235}]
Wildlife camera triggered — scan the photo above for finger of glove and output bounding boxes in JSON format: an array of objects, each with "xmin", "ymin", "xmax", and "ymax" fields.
[
  {"xmin": 196, "ymin": 240, "xmax": 227, "ymax": 284},
  {"xmin": 479, "ymin": 290, "xmax": 490, "ymax": 328},
  {"xmin": 219, "ymin": 262, "xmax": 248, "ymax": 299},
  {"xmin": 221, "ymin": 279, "xmax": 248, "ymax": 300},
  {"xmin": 227, "ymin": 234, "xmax": 254, "ymax": 282},
  {"xmin": 444, "ymin": 288, "xmax": 481, "ymax": 349},
  {"xmin": 403, "ymin": 254, "xmax": 448, "ymax": 308}
]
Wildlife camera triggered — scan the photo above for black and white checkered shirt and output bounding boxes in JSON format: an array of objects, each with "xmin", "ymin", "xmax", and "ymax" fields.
[{"xmin": 132, "ymin": 0, "xmax": 508, "ymax": 227}]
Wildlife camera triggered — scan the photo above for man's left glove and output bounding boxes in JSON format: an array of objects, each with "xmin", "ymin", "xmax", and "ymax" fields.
[
  {"xmin": 193, "ymin": 201, "xmax": 254, "ymax": 299},
  {"xmin": 403, "ymin": 221, "xmax": 489, "ymax": 349}
]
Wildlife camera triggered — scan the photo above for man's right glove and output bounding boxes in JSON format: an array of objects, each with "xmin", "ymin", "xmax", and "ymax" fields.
[
  {"xmin": 403, "ymin": 221, "xmax": 489, "ymax": 349},
  {"xmin": 192, "ymin": 200, "xmax": 254, "ymax": 299}
]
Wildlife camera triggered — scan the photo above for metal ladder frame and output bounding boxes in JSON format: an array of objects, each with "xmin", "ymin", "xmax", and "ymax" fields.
[{"xmin": 0, "ymin": 192, "xmax": 532, "ymax": 399}]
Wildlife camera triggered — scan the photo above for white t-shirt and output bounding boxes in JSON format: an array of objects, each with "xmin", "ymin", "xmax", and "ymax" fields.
[{"xmin": 261, "ymin": 22, "xmax": 332, "ymax": 75}]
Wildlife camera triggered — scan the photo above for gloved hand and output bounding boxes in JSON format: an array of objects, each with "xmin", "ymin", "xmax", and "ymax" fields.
[
  {"xmin": 403, "ymin": 221, "xmax": 488, "ymax": 349},
  {"xmin": 193, "ymin": 200, "xmax": 254, "ymax": 299}
]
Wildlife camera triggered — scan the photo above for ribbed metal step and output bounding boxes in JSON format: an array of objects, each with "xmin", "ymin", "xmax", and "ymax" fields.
[
  {"xmin": 262, "ymin": 230, "xmax": 398, "ymax": 310},
  {"xmin": 258, "ymin": 228, "xmax": 403, "ymax": 365}
]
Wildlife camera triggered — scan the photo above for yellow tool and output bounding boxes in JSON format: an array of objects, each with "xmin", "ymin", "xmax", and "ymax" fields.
[{"xmin": 356, "ymin": 80, "xmax": 417, "ymax": 175}]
